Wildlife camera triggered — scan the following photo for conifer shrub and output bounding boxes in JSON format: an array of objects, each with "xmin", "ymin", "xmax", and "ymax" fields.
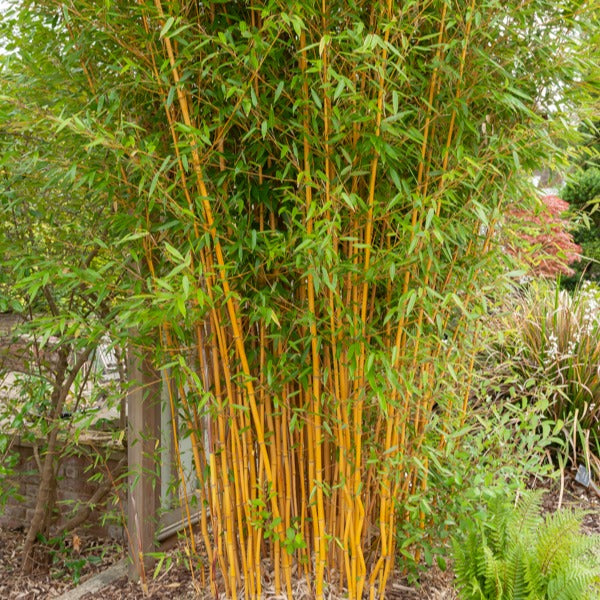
[{"xmin": 561, "ymin": 167, "xmax": 600, "ymax": 286}]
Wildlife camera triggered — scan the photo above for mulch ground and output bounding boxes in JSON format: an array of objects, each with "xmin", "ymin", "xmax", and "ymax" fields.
[
  {"xmin": 0, "ymin": 528, "xmax": 124, "ymax": 599},
  {"xmin": 1, "ymin": 474, "xmax": 598, "ymax": 599}
]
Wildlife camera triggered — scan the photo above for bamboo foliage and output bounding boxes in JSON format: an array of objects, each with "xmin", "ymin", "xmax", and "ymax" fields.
[{"xmin": 5, "ymin": 0, "xmax": 599, "ymax": 597}]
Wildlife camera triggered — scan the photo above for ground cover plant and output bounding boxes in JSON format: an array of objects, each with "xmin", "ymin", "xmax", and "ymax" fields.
[{"xmin": 1, "ymin": 0, "xmax": 599, "ymax": 599}]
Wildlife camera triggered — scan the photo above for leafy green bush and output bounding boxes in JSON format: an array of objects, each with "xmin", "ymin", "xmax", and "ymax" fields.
[
  {"xmin": 395, "ymin": 386, "xmax": 557, "ymax": 577},
  {"xmin": 453, "ymin": 490, "xmax": 600, "ymax": 600}
]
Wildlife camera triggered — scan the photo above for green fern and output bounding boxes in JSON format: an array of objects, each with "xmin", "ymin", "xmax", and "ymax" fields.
[
  {"xmin": 453, "ymin": 491, "xmax": 600, "ymax": 600},
  {"xmin": 504, "ymin": 544, "xmax": 528, "ymax": 600},
  {"xmin": 509, "ymin": 491, "xmax": 544, "ymax": 542}
]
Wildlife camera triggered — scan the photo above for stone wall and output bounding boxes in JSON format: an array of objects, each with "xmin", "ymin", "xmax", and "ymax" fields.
[{"xmin": 0, "ymin": 436, "xmax": 126, "ymax": 539}]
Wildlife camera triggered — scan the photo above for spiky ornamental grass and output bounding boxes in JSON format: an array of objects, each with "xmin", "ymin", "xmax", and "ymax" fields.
[
  {"xmin": 2, "ymin": 0, "xmax": 599, "ymax": 597},
  {"xmin": 499, "ymin": 281, "xmax": 600, "ymax": 468},
  {"xmin": 453, "ymin": 490, "xmax": 600, "ymax": 600}
]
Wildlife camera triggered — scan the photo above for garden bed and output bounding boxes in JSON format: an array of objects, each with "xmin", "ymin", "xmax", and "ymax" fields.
[{"xmin": 1, "ymin": 475, "xmax": 597, "ymax": 599}]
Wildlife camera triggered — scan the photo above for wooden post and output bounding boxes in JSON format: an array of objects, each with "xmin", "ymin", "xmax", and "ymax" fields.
[{"xmin": 127, "ymin": 347, "xmax": 161, "ymax": 580}]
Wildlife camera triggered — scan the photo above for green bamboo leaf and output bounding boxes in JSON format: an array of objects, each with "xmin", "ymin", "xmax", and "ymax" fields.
[
  {"xmin": 159, "ymin": 16, "xmax": 175, "ymax": 39},
  {"xmin": 164, "ymin": 242, "xmax": 184, "ymax": 262},
  {"xmin": 274, "ymin": 81, "xmax": 284, "ymax": 102}
]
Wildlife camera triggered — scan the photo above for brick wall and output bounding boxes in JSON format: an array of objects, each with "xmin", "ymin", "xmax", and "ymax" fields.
[{"xmin": 0, "ymin": 437, "xmax": 126, "ymax": 539}]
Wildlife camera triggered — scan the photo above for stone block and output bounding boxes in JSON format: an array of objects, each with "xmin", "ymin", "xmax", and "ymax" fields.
[{"xmin": 0, "ymin": 503, "xmax": 26, "ymax": 524}]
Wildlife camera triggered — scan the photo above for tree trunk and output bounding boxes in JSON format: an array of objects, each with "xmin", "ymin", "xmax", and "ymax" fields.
[{"xmin": 21, "ymin": 345, "xmax": 94, "ymax": 573}]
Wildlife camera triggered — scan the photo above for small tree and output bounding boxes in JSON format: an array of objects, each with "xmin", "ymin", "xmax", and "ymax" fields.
[{"xmin": 0, "ymin": 11, "xmax": 128, "ymax": 570}]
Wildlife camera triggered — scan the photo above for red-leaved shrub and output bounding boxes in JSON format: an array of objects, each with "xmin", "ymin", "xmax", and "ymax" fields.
[{"xmin": 505, "ymin": 195, "xmax": 581, "ymax": 277}]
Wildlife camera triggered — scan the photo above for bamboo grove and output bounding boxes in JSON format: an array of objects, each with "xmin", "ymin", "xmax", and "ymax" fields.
[{"xmin": 4, "ymin": 0, "xmax": 598, "ymax": 598}]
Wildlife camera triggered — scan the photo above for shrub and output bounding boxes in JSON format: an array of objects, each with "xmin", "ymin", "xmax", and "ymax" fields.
[
  {"xmin": 504, "ymin": 195, "xmax": 581, "ymax": 278},
  {"xmin": 453, "ymin": 490, "xmax": 600, "ymax": 600},
  {"xmin": 396, "ymin": 387, "xmax": 557, "ymax": 576}
]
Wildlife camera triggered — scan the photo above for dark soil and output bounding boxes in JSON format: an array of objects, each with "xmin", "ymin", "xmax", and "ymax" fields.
[{"xmin": 1, "ymin": 474, "xmax": 598, "ymax": 599}]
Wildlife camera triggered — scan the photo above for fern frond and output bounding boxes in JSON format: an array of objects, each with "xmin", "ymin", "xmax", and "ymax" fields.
[
  {"xmin": 452, "ymin": 491, "xmax": 600, "ymax": 600},
  {"xmin": 509, "ymin": 489, "xmax": 544, "ymax": 543},
  {"xmin": 483, "ymin": 545, "xmax": 504, "ymax": 598},
  {"xmin": 535, "ymin": 509, "xmax": 588, "ymax": 577},
  {"xmin": 486, "ymin": 494, "xmax": 513, "ymax": 556},
  {"xmin": 504, "ymin": 544, "xmax": 528, "ymax": 600},
  {"xmin": 453, "ymin": 531, "xmax": 489, "ymax": 599},
  {"xmin": 524, "ymin": 552, "xmax": 545, "ymax": 599},
  {"xmin": 546, "ymin": 561, "xmax": 600, "ymax": 600}
]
